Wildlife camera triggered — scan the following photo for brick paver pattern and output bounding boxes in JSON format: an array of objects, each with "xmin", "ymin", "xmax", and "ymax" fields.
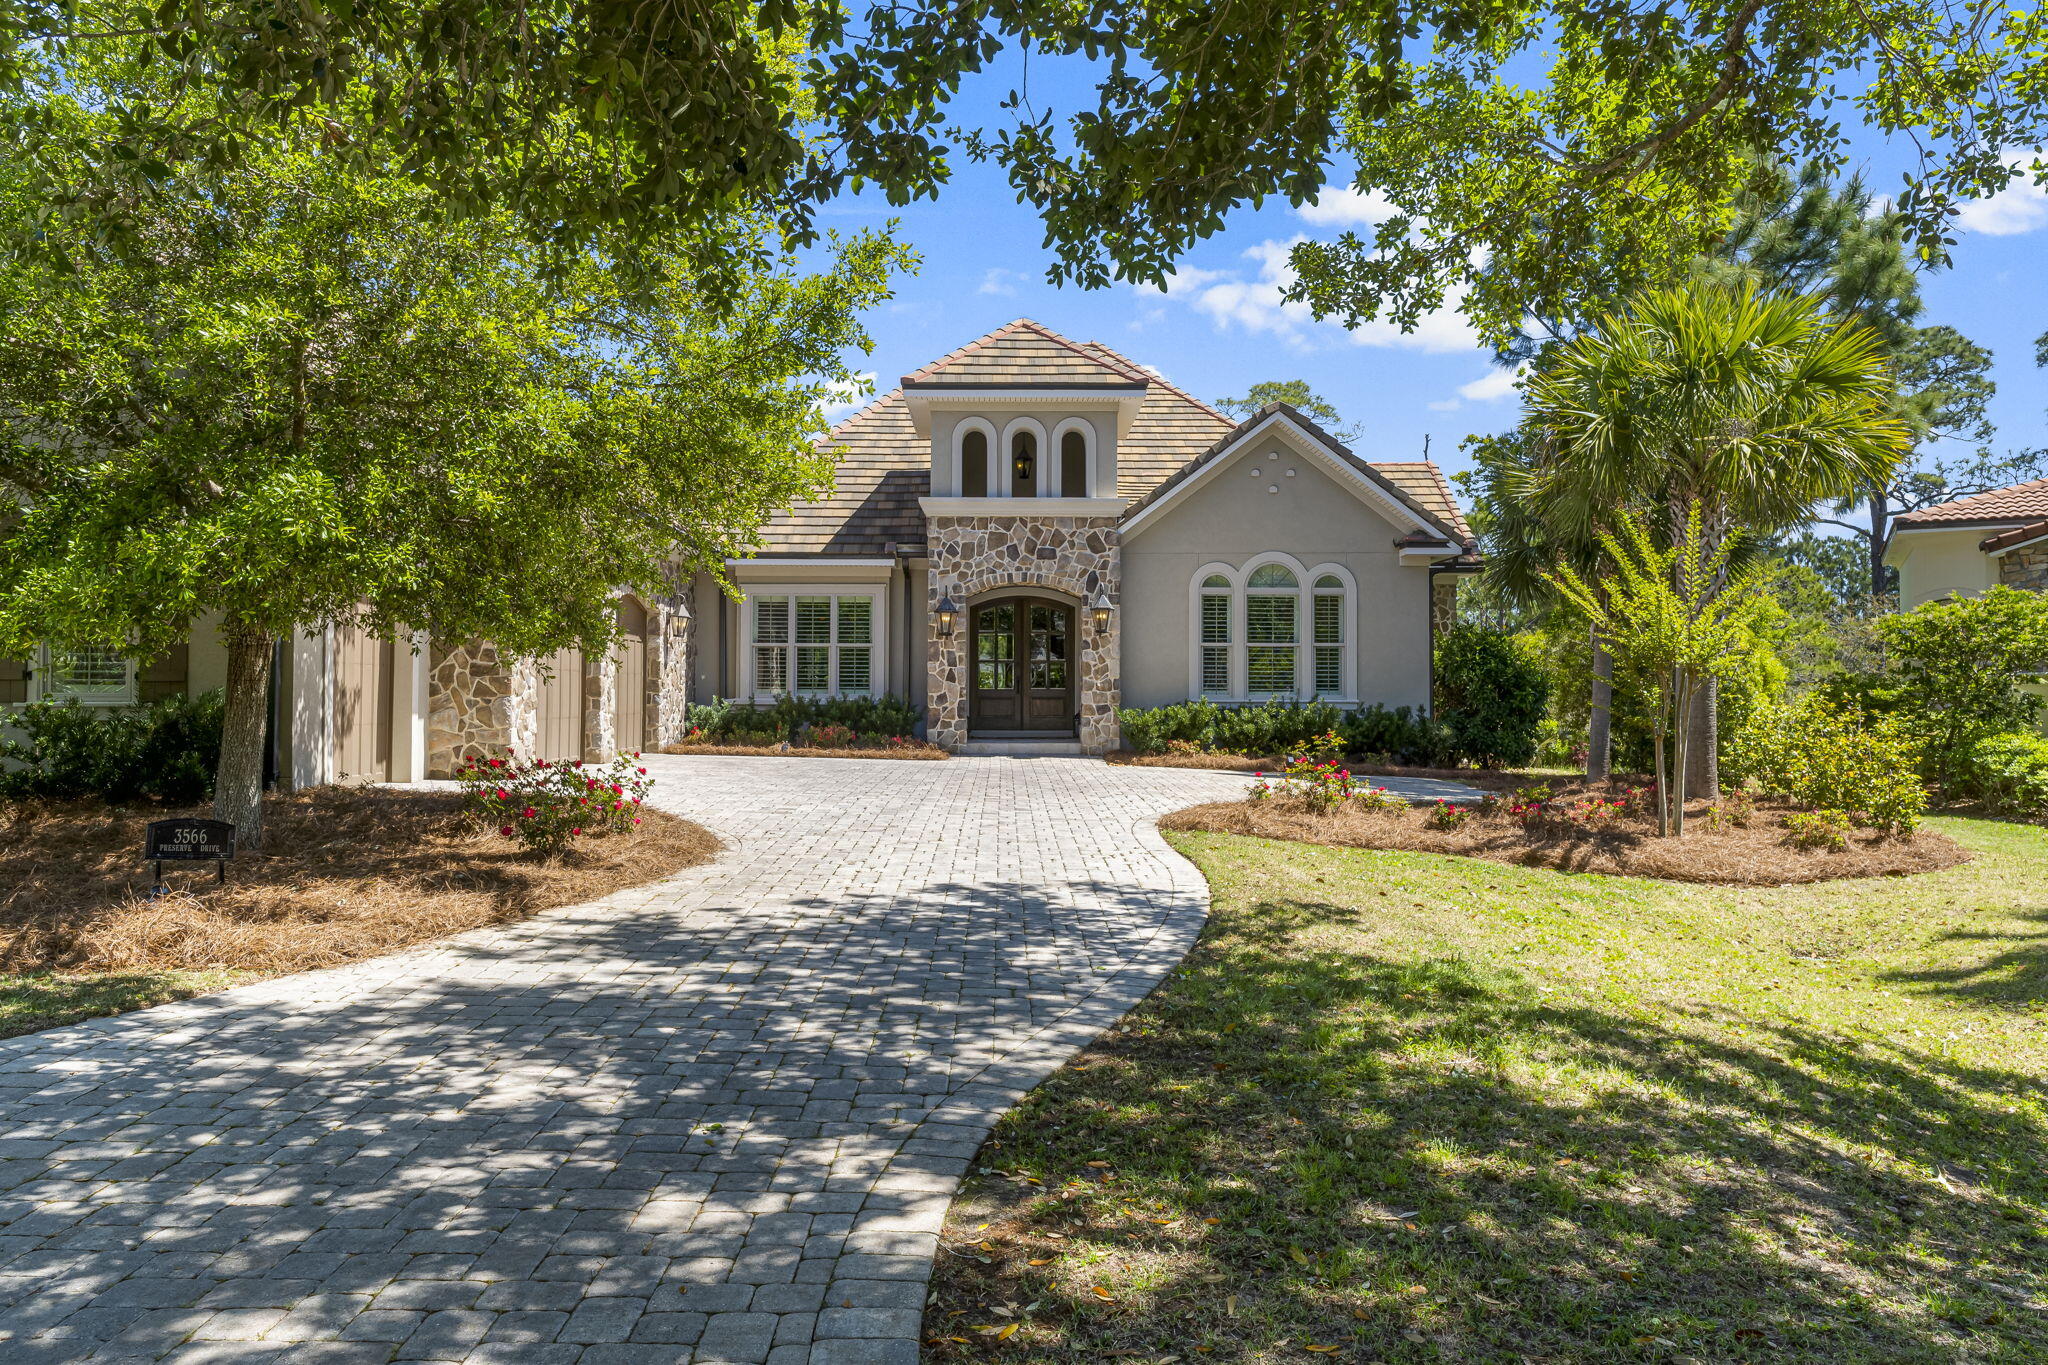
[{"xmin": 0, "ymin": 755, "xmax": 1474, "ymax": 1364}]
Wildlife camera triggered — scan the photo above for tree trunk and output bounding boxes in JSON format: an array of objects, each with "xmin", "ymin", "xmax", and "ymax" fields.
[
  {"xmin": 1670, "ymin": 675, "xmax": 1690, "ymax": 838},
  {"xmin": 1685, "ymin": 674, "xmax": 1718, "ymax": 799},
  {"xmin": 1651, "ymin": 729, "xmax": 1669, "ymax": 838},
  {"xmin": 214, "ymin": 625, "xmax": 274, "ymax": 850},
  {"xmin": 1587, "ymin": 627, "xmax": 1613, "ymax": 784},
  {"xmin": 1869, "ymin": 488, "xmax": 1889, "ymax": 601}
]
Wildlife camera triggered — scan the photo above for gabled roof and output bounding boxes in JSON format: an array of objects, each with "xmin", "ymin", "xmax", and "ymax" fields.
[
  {"xmin": 902, "ymin": 318, "xmax": 1151, "ymax": 388},
  {"xmin": 1894, "ymin": 476, "xmax": 2048, "ymax": 528},
  {"xmin": 752, "ymin": 322, "xmax": 1473, "ymax": 556},
  {"xmin": 1119, "ymin": 403, "xmax": 1473, "ymax": 546}
]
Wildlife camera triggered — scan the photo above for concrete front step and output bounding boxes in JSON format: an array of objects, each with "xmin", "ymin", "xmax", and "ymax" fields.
[{"xmin": 957, "ymin": 738, "xmax": 1088, "ymax": 757}]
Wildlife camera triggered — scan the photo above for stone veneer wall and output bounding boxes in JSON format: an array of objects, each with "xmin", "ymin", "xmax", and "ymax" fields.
[
  {"xmin": 427, "ymin": 639, "xmax": 540, "ymax": 777},
  {"xmin": 580, "ymin": 650, "xmax": 615, "ymax": 764},
  {"xmin": 927, "ymin": 515, "xmax": 1121, "ymax": 753},
  {"xmin": 2002, "ymin": 542, "xmax": 2048, "ymax": 593},
  {"xmin": 650, "ymin": 591, "xmax": 693, "ymax": 748}
]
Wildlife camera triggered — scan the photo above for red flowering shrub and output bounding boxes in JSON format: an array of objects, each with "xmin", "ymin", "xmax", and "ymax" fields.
[{"xmin": 456, "ymin": 750, "xmax": 655, "ymax": 855}]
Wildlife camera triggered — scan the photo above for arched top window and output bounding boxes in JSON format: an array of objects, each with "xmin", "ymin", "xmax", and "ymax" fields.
[
  {"xmin": 1189, "ymin": 561, "xmax": 1354, "ymax": 703},
  {"xmin": 1060, "ymin": 430, "xmax": 1088, "ymax": 497},
  {"xmin": 1011, "ymin": 430, "xmax": 1037, "ymax": 497},
  {"xmin": 961, "ymin": 429, "xmax": 989, "ymax": 497}
]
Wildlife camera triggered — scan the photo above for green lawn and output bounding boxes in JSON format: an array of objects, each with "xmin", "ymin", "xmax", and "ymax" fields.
[
  {"xmin": 0, "ymin": 969, "xmax": 251, "ymax": 1040},
  {"xmin": 927, "ymin": 816, "xmax": 2048, "ymax": 1364}
]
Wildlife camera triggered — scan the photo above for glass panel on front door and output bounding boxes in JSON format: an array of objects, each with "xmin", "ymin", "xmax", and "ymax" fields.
[
  {"xmin": 976, "ymin": 605, "xmax": 1015, "ymax": 690},
  {"xmin": 1028, "ymin": 604, "xmax": 1068, "ymax": 690}
]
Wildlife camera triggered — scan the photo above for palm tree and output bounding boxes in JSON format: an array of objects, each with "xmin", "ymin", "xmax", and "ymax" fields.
[{"xmin": 1525, "ymin": 280, "xmax": 1908, "ymax": 796}]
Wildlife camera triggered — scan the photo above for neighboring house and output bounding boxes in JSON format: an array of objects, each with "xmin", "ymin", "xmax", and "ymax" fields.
[
  {"xmin": 1887, "ymin": 476, "xmax": 2048, "ymax": 609},
  {"xmin": 4, "ymin": 319, "xmax": 1477, "ymax": 774}
]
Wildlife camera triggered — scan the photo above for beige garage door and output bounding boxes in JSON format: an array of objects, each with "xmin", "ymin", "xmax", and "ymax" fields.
[
  {"xmin": 534, "ymin": 648, "xmax": 584, "ymax": 762},
  {"xmin": 614, "ymin": 599, "xmax": 648, "ymax": 756},
  {"xmin": 333, "ymin": 628, "xmax": 394, "ymax": 783}
]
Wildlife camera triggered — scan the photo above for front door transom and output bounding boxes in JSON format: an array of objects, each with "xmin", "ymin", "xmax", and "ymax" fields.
[{"xmin": 970, "ymin": 598, "xmax": 1076, "ymax": 733}]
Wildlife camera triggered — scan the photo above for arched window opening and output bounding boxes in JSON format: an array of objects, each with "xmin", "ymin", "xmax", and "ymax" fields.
[
  {"xmin": 1060, "ymin": 430, "xmax": 1088, "ymax": 497},
  {"xmin": 1011, "ymin": 431, "xmax": 1037, "ymax": 497},
  {"xmin": 1312, "ymin": 574, "xmax": 1345, "ymax": 696},
  {"xmin": 1245, "ymin": 565, "xmax": 1299, "ymax": 697},
  {"xmin": 961, "ymin": 429, "xmax": 988, "ymax": 497},
  {"xmin": 1199, "ymin": 574, "xmax": 1232, "ymax": 695}
]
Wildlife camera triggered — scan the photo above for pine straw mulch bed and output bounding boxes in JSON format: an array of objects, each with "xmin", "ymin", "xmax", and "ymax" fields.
[
  {"xmin": 0, "ymin": 787, "xmax": 720, "ymax": 977},
  {"xmin": 1160, "ymin": 794, "xmax": 1970, "ymax": 886},
  {"xmin": 660, "ymin": 741, "xmax": 948, "ymax": 760}
]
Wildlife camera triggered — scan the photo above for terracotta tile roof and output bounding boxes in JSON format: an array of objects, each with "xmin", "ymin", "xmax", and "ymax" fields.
[
  {"xmin": 755, "ymin": 322, "xmax": 1473, "ymax": 557},
  {"xmin": 1894, "ymin": 476, "xmax": 2048, "ymax": 527},
  {"xmin": 903, "ymin": 319, "xmax": 1150, "ymax": 387},
  {"xmin": 1981, "ymin": 518, "xmax": 2048, "ymax": 554}
]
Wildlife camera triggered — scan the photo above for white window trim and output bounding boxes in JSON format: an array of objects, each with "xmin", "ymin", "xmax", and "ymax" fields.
[
  {"xmin": 739, "ymin": 584, "xmax": 888, "ymax": 702},
  {"xmin": 30, "ymin": 643, "xmax": 137, "ymax": 707},
  {"xmin": 1050, "ymin": 416, "xmax": 1097, "ymax": 499},
  {"xmin": 950, "ymin": 416, "xmax": 998, "ymax": 498},
  {"xmin": 1185, "ymin": 555, "xmax": 1357, "ymax": 705},
  {"xmin": 998, "ymin": 415, "xmax": 1050, "ymax": 499}
]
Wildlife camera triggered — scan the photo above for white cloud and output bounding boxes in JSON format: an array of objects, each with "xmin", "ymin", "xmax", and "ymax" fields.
[
  {"xmin": 978, "ymin": 267, "xmax": 1027, "ymax": 296},
  {"xmin": 816, "ymin": 370, "xmax": 876, "ymax": 424},
  {"xmin": 1157, "ymin": 237, "xmax": 1478, "ymax": 355},
  {"xmin": 1459, "ymin": 366, "xmax": 1524, "ymax": 402},
  {"xmin": 1955, "ymin": 153, "xmax": 2048, "ymax": 236},
  {"xmin": 1296, "ymin": 186, "xmax": 1402, "ymax": 228},
  {"xmin": 1426, "ymin": 364, "xmax": 1525, "ymax": 413}
]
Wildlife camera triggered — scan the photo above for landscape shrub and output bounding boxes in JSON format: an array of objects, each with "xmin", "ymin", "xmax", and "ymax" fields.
[
  {"xmin": 1338, "ymin": 703, "xmax": 1454, "ymax": 766},
  {"xmin": 1781, "ymin": 808, "xmax": 1851, "ymax": 851},
  {"xmin": 458, "ymin": 750, "xmax": 654, "ymax": 855},
  {"xmin": 1955, "ymin": 730, "xmax": 2048, "ymax": 816},
  {"xmin": 1423, "ymin": 799, "xmax": 1471, "ymax": 830},
  {"xmin": 0, "ymin": 691, "xmax": 224, "ymax": 804},
  {"xmin": 683, "ymin": 694, "xmax": 920, "ymax": 746},
  {"xmin": 1117, "ymin": 697, "xmax": 1344, "ymax": 756},
  {"xmin": 1726, "ymin": 693, "xmax": 1927, "ymax": 834},
  {"xmin": 1248, "ymin": 756, "xmax": 1398, "ymax": 813},
  {"xmin": 1433, "ymin": 626, "xmax": 1550, "ymax": 768},
  {"xmin": 1875, "ymin": 585, "xmax": 2048, "ymax": 787}
]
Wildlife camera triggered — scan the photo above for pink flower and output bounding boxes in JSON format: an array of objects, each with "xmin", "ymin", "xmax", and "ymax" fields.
[
  {"xmin": 571, "ymin": 827, "xmax": 582, "ymax": 836},
  {"xmin": 522, "ymin": 806, "xmax": 536, "ymax": 818},
  {"xmin": 496, "ymin": 789, "xmax": 509, "ymax": 801},
  {"xmin": 488, "ymin": 758, "xmax": 503, "ymax": 768},
  {"xmin": 499, "ymin": 826, "xmax": 514, "ymax": 836},
  {"xmin": 636, "ymin": 767, "xmax": 647, "ymax": 775},
  {"xmin": 633, "ymin": 817, "xmax": 642, "ymax": 825}
]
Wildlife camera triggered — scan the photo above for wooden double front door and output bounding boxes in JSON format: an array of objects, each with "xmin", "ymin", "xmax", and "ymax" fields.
[{"xmin": 970, "ymin": 598, "xmax": 1076, "ymax": 733}]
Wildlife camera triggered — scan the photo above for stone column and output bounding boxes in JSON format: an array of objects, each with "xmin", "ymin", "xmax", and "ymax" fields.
[
  {"xmin": 2002, "ymin": 543, "xmax": 2048, "ymax": 592},
  {"xmin": 580, "ymin": 649, "xmax": 616, "ymax": 763},
  {"xmin": 650, "ymin": 589, "xmax": 694, "ymax": 749},
  {"xmin": 427, "ymin": 639, "xmax": 538, "ymax": 777}
]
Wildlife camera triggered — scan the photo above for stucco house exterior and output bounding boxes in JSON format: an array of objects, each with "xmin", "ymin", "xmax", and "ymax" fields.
[
  {"xmin": 5, "ymin": 319, "xmax": 1476, "ymax": 773},
  {"xmin": 678, "ymin": 319, "xmax": 1476, "ymax": 754},
  {"xmin": 1886, "ymin": 477, "xmax": 2048, "ymax": 609}
]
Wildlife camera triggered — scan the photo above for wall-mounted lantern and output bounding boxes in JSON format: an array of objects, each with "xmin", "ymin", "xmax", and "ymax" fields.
[
  {"xmin": 1089, "ymin": 591, "xmax": 1114, "ymax": 634},
  {"xmin": 936, "ymin": 595, "xmax": 959, "ymax": 637}
]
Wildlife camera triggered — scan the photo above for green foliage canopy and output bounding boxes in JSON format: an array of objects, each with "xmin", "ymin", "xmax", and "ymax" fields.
[{"xmin": 6, "ymin": 0, "xmax": 2046, "ymax": 347}]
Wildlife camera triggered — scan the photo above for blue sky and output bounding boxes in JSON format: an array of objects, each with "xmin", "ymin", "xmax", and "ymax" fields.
[{"xmin": 816, "ymin": 60, "xmax": 2048, "ymax": 491}]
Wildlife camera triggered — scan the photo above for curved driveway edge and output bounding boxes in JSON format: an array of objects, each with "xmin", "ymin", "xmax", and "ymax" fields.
[{"xmin": 0, "ymin": 755, "xmax": 1257, "ymax": 1365}]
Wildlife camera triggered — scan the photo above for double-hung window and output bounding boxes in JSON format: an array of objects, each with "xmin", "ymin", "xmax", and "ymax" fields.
[
  {"xmin": 33, "ymin": 644, "xmax": 135, "ymax": 705},
  {"xmin": 751, "ymin": 593, "xmax": 876, "ymax": 698},
  {"xmin": 1244, "ymin": 565, "xmax": 1299, "ymax": 697}
]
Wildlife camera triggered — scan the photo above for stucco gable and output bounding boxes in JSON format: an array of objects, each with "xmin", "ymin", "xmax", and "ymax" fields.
[{"xmin": 1119, "ymin": 404, "xmax": 1472, "ymax": 550}]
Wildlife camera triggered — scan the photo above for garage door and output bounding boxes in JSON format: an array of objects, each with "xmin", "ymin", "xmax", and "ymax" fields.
[
  {"xmin": 614, "ymin": 599, "xmax": 648, "ymax": 756},
  {"xmin": 534, "ymin": 648, "xmax": 584, "ymax": 762},
  {"xmin": 333, "ymin": 627, "xmax": 395, "ymax": 783}
]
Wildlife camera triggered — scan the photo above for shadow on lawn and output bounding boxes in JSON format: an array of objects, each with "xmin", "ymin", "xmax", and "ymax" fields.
[
  {"xmin": 932, "ymin": 896, "xmax": 2048, "ymax": 1365},
  {"xmin": 1880, "ymin": 902, "xmax": 2048, "ymax": 1013}
]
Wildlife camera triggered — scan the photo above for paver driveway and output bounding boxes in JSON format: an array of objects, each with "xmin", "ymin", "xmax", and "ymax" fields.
[{"xmin": 0, "ymin": 756, "xmax": 1476, "ymax": 1364}]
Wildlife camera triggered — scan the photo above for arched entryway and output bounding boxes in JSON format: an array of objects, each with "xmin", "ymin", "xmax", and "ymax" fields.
[{"xmin": 969, "ymin": 594, "xmax": 1077, "ymax": 734}]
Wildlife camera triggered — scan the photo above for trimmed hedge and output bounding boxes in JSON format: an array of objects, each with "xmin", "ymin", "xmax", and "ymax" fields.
[
  {"xmin": 1117, "ymin": 698, "xmax": 1456, "ymax": 765},
  {"xmin": 683, "ymin": 694, "xmax": 921, "ymax": 746},
  {"xmin": 0, "ymin": 691, "xmax": 225, "ymax": 804},
  {"xmin": 1956, "ymin": 730, "xmax": 2048, "ymax": 816},
  {"xmin": 1433, "ymin": 626, "xmax": 1550, "ymax": 769}
]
